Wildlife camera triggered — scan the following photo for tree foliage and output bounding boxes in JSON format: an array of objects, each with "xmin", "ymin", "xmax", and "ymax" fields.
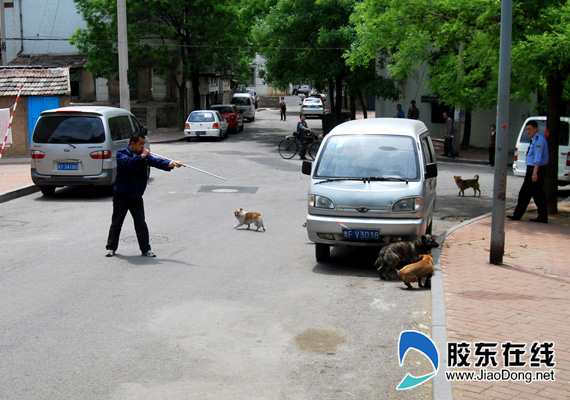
[{"xmin": 71, "ymin": 0, "xmax": 254, "ymax": 124}]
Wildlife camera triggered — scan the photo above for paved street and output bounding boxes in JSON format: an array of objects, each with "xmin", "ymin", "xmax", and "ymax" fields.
[{"xmin": 1, "ymin": 107, "xmax": 434, "ymax": 400}]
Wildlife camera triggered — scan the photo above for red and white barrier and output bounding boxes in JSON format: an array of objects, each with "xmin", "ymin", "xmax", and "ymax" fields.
[{"xmin": 0, "ymin": 83, "xmax": 24, "ymax": 160}]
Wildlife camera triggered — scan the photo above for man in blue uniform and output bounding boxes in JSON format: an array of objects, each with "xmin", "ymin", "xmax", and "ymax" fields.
[
  {"xmin": 507, "ymin": 120, "xmax": 549, "ymax": 223},
  {"xmin": 295, "ymin": 114, "xmax": 313, "ymax": 160},
  {"xmin": 105, "ymin": 133, "xmax": 182, "ymax": 257}
]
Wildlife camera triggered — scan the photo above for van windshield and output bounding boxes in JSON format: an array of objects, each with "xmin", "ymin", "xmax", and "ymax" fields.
[
  {"xmin": 519, "ymin": 120, "xmax": 569, "ymax": 146},
  {"xmin": 315, "ymin": 134, "xmax": 420, "ymax": 181},
  {"xmin": 33, "ymin": 116, "xmax": 105, "ymax": 144}
]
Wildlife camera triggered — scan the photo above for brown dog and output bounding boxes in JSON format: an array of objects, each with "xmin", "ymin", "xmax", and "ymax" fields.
[
  {"xmin": 454, "ymin": 174, "xmax": 481, "ymax": 196},
  {"xmin": 375, "ymin": 234, "xmax": 439, "ymax": 280},
  {"xmin": 395, "ymin": 254, "xmax": 434, "ymax": 289},
  {"xmin": 234, "ymin": 208, "xmax": 265, "ymax": 231}
]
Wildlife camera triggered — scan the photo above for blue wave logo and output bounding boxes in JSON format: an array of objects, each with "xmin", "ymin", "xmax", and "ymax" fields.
[{"xmin": 397, "ymin": 331, "xmax": 439, "ymax": 390}]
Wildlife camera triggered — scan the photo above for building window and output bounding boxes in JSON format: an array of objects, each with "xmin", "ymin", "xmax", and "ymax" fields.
[
  {"xmin": 70, "ymin": 68, "xmax": 81, "ymax": 98},
  {"xmin": 249, "ymin": 68, "xmax": 255, "ymax": 86}
]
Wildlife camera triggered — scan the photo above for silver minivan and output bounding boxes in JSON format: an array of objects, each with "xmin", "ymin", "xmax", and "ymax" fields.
[
  {"xmin": 512, "ymin": 116, "xmax": 570, "ymax": 186},
  {"xmin": 302, "ymin": 118, "xmax": 438, "ymax": 261},
  {"xmin": 231, "ymin": 93, "xmax": 256, "ymax": 121},
  {"xmin": 30, "ymin": 106, "xmax": 148, "ymax": 196}
]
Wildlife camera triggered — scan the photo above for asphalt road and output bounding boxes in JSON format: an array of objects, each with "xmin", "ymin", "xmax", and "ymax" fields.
[{"xmin": 0, "ymin": 106, "xmax": 544, "ymax": 400}]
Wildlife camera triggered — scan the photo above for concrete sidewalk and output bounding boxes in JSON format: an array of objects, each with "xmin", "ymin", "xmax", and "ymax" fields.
[{"xmin": 1, "ymin": 119, "xmax": 567, "ymax": 399}]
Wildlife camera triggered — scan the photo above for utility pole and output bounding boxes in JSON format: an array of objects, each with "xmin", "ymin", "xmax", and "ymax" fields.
[
  {"xmin": 1, "ymin": 0, "xmax": 7, "ymax": 65},
  {"xmin": 490, "ymin": 0, "xmax": 512, "ymax": 264},
  {"xmin": 117, "ymin": 0, "xmax": 130, "ymax": 111}
]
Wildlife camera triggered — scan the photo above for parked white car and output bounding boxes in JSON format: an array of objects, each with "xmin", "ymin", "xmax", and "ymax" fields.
[
  {"xmin": 184, "ymin": 110, "xmax": 229, "ymax": 141},
  {"xmin": 300, "ymin": 97, "xmax": 325, "ymax": 117}
]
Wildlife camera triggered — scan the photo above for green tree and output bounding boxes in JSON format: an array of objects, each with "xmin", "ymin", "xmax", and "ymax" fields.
[
  {"xmin": 348, "ymin": 0, "xmax": 570, "ymax": 214},
  {"xmin": 71, "ymin": 0, "xmax": 253, "ymax": 125},
  {"xmin": 253, "ymin": 0, "xmax": 397, "ymax": 122}
]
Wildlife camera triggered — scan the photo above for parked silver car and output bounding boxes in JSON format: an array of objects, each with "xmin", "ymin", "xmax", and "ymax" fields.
[
  {"xmin": 30, "ymin": 106, "xmax": 148, "ymax": 196},
  {"xmin": 302, "ymin": 118, "xmax": 438, "ymax": 261}
]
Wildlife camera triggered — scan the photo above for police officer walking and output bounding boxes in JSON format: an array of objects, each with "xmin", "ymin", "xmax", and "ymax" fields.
[{"xmin": 507, "ymin": 120, "xmax": 549, "ymax": 223}]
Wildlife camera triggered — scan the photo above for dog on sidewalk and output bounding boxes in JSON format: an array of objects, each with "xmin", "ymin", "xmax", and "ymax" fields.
[
  {"xmin": 454, "ymin": 174, "xmax": 481, "ymax": 197},
  {"xmin": 375, "ymin": 234, "xmax": 439, "ymax": 280},
  {"xmin": 394, "ymin": 254, "xmax": 434, "ymax": 289}
]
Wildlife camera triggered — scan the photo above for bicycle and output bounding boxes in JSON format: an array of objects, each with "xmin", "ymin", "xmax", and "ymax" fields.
[{"xmin": 278, "ymin": 133, "xmax": 321, "ymax": 160}]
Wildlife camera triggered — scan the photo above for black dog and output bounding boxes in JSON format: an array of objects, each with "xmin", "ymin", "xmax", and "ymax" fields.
[{"xmin": 375, "ymin": 235, "xmax": 440, "ymax": 280}]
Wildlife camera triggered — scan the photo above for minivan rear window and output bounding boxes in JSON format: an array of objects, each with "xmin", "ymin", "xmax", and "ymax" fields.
[
  {"xmin": 520, "ymin": 120, "xmax": 569, "ymax": 146},
  {"xmin": 33, "ymin": 116, "xmax": 105, "ymax": 144},
  {"xmin": 232, "ymin": 96, "xmax": 251, "ymax": 106},
  {"xmin": 315, "ymin": 134, "xmax": 420, "ymax": 180}
]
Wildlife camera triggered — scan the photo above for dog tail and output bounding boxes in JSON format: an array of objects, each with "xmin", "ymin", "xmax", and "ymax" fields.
[{"xmin": 474, "ymin": 174, "xmax": 479, "ymax": 181}]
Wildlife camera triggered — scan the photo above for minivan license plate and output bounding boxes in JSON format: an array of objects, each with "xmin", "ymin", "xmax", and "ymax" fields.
[
  {"xmin": 57, "ymin": 163, "xmax": 78, "ymax": 171},
  {"xmin": 342, "ymin": 229, "xmax": 381, "ymax": 241}
]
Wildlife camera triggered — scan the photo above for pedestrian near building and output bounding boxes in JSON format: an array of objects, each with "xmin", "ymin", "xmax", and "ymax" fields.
[
  {"xmin": 395, "ymin": 104, "xmax": 405, "ymax": 118},
  {"xmin": 442, "ymin": 111, "xmax": 455, "ymax": 158},
  {"xmin": 105, "ymin": 133, "xmax": 183, "ymax": 257},
  {"xmin": 489, "ymin": 124, "xmax": 496, "ymax": 167},
  {"xmin": 280, "ymin": 96, "xmax": 287, "ymax": 121},
  {"xmin": 407, "ymin": 100, "xmax": 419, "ymax": 120},
  {"xmin": 507, "ymin": 120, "xmax": 549, "ymax": 223},
  {"xmin": 295, "ymin": 114, "xmax": 312, "ymax": 160}
]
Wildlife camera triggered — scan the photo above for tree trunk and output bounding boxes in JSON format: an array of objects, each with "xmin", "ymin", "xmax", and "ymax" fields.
[
  {"xmin": 191, "ymin": 65, "xmax": 201, "ymax": 115},
  {"xmin": 461, "ymin": 110, "xmax": 472, "ymax": 151},
  {"xmin": 334, "ymin": 76, "xmax": 343, "ymax": 124},
  {"xmin": 328, "ymin": 79, "xmax": 335, "ymax": 112},
  {"xmin": 545, "ymin": 73, "xmax": 561, "ymax": 215},
  {"xmin": 358, "ymin": 91, "xmax": 368, "ymax": 119},
  {"xmin": 349, "ymin": 93, "xmax": 356, "ymax": 120}
]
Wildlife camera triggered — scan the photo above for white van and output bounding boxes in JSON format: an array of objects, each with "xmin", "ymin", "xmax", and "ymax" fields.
[
  {"xmin": 231, "ymin": 93, "xmax": 256, "ymax": 121},
  {"xmin": 302, "ymin": 118, "xmax": 438, "ymax": 261},
  {"xmin": 30, "ymin": 106, "xmax": 148, "ymax": 196},
  {"xmin": 512, "ymin": 116, "xmax": 570, "ymax": 186}
]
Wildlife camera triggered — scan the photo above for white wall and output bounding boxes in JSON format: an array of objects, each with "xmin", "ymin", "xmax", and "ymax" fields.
[{"xmin": 4, "ymin": 0, "xmax": 86, "ymax": 60}]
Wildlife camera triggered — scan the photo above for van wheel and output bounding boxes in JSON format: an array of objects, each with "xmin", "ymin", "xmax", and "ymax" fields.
[
  {"xmin": 39, "ymin": 186, "xmax": 56, "ymax": 196},
  {"xmin": 315, "ymin": 243, "xmax": 330, "ymax": 262}
]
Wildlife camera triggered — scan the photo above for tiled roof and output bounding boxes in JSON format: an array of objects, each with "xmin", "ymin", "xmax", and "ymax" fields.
[
  {"xmin": 9, "ymin": 53, "xmax": 87, "ymax": 68},
  {"xmin": 0, "ymin": 68, "xmax": 70, "ymax": 96}
]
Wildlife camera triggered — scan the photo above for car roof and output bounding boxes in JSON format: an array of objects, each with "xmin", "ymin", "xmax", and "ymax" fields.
[
  {"xmin": 39, "ymin": 105, "xmax": 133, "ymax": 117},
  {"xmin": 211, "ymin": 104, "xmax": 236, "ymax": 109},
  {"xmin": 328, "ymin": 118, "xmax": 429, "ymax": 138},
  {"xmin": 232, "ymin": 93, "xmax": 251, "ymax": 97}
]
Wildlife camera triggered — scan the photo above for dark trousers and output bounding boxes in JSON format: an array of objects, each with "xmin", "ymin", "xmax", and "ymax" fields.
[
  {"xmin": 296, "ymin": 135, "xmax": 309, "ymax": 158},
  {"xmin": 280, "ymin": 109, "xmax": 286, "ymax": 121},
  {"xmin": 489, "ymin": 145, "xmax": 495, "ymax": 166},
  {"xmin": 513, "ymin": 165, "xmax": 547, "ymax": 221},
  {"xmin": 106, "ymin": 193, "xmax": 151, "ymax": 253},
  {"xmin": 443, "ymin": 137, "xmax": 455, "ymax": 157}
]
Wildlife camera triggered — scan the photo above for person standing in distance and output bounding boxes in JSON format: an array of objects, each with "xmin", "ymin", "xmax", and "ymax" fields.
[
  {"xmin": 407, "ymin": 100, "xmax": 420, "ymax": 119},
  {"xmin": 488, "ymin": 124, "xmax": 496, "ymax": 167},
  {"xmin": 295, "ymin": 114, "xmax": 312, "ymax": 160},
  {"xmin": 105, "ymin": 133, "xmax": 183, "ymax": 257},
  {"xmin": 507, "ymin": 120, "xmax": 549, "ymax": 223},
  {"xmin": 395, "ymin": 104, "xmax": 405, "ymax": 118},
  {"xmin": 280, "ymin": 96, "xmax": 287, "ymax": 121},
  {"xmin": 442, "ymin": 111, "xmax": 455, "ymax": 158}
]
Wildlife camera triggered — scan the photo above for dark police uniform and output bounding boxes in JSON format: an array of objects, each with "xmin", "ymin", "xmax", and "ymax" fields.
[
  {"xmin": 106, "ymin": 146, "xmax": 173, "ymax": 254},
  {"xmin": 296, "ymin": 119, "xmax": 312, "ymax": 159},
  {"xmin": 511, "ymin": 132, "xmax": 549, "ymax": 222}
]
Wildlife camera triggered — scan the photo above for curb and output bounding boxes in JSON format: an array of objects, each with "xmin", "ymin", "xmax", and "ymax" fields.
[
  {"xmin": 0, "ymin": 184, "xmax": 40, "ymax": 204},
  {"xmin": 432, "ymin": 212, "xmax": 492, "ymax": 400}
]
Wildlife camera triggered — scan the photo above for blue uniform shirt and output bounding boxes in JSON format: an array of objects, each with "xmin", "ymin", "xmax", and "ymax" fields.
[
  {"xmin": 114, "ymin": 146, "xmax": 172, "ymax": 198},
  {"xmin": 526, "ymin": 132, "xmax": 549, "ymax": 167}
]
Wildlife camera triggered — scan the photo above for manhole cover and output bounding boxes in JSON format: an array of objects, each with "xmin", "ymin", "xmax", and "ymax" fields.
[
  {"xmin": 123, "ymin": 235, "xmax": 168, "ymax": 244},
  {"xmin": 198, "ymin": 186, "xmax": 258, "ymax": 194}
]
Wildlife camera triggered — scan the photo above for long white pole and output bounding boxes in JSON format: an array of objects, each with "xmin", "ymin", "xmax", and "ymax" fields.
[{"xmin": 150, "ymin": 151, "xmax": 227, "ymax": 181}]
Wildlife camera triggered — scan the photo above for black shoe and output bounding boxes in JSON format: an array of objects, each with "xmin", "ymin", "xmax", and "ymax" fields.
[
  {"xmin": 506, "ymin": 214, "xmax": 520, "ymax": 221},
  {"xmin": 300, "ymin": 156, "xmax": 307, "ymax": 160},
  {"xmin": 529, "ymin": 218, "xmax": 548, "ymax": 223}
]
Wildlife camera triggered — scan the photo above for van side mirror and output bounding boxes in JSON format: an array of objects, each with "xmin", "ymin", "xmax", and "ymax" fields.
[
  {"xmin": 302, "ymin": 160, "xmax": 312, "ymax": 175},
  {"xmin": 141, "ymin": 126, "xmax": 148, "ymax": 135},
  {"xmin": 425, "ymin": 163, "xmax": 438, "ymax": 178}
]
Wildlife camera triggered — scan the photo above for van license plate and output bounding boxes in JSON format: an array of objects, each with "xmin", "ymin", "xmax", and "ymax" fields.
[
  {"xmin": 57, "ymin": 163, "xmax": 78, "ymax": 171},
  {"xmin": 342, "ymin": 229, "xmax": 381, "ymax": 240}
]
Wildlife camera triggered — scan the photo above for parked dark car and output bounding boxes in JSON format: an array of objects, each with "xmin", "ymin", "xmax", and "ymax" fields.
[{"xmin": 211, "ymin": 104, "xmax": 244, "ymax": 133}]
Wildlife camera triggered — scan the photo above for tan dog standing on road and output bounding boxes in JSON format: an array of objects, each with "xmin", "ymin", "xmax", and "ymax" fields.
[
  {"xmin": 454, "ymin": 174, "xmax": 481, "ymax": 197},
  {"xmin": 395, "ymin": 254, "xmax": 434, "ymax": 289},
  {"xmin": 234, "ymin": 208, "xmax": 265, "ymax": 231}
]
